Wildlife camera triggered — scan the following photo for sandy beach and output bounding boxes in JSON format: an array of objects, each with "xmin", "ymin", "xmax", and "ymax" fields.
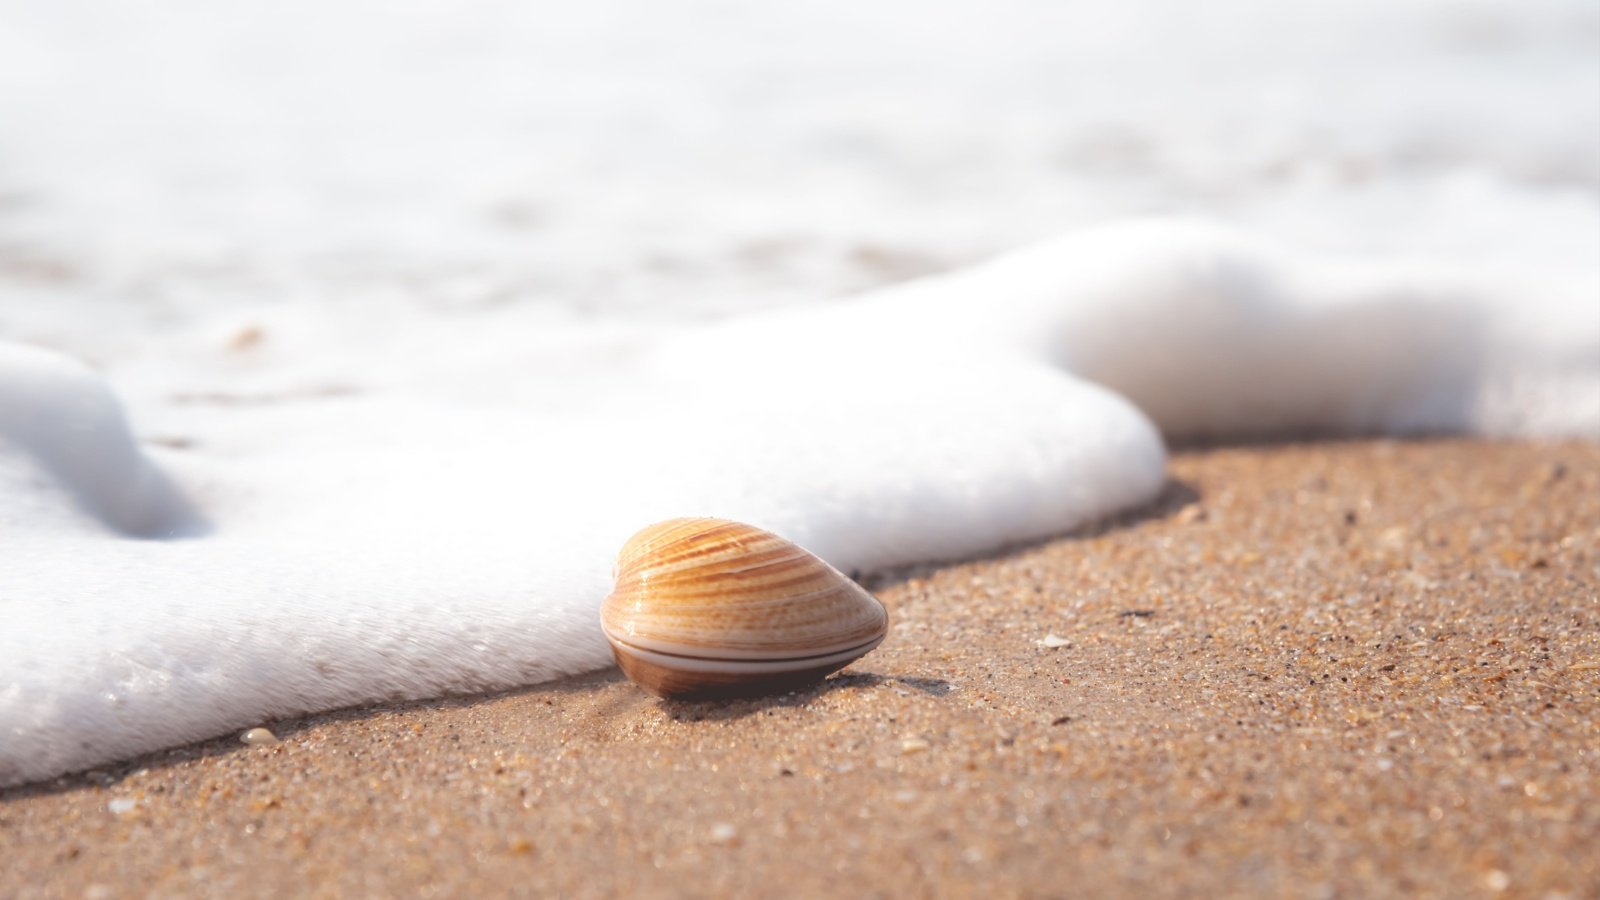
[{"xmin": 3, "ymin": 438, "xmax": 1597, "ymax": 898}]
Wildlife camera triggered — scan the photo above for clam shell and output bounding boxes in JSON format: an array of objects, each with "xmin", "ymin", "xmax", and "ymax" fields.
[{"xmin": 601, "ymin": 518, "xmax": 889, "ymax": 700}]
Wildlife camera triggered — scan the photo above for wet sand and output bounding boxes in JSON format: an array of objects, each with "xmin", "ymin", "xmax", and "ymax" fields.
[{"xmin": 3, "ymin": 439, "xmax": 1597, "ymax": 898}]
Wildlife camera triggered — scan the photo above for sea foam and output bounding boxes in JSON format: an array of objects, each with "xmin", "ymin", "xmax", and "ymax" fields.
[{"xmin": 1, "ymin": 218, "xmax": 1596, "ymax": 787}]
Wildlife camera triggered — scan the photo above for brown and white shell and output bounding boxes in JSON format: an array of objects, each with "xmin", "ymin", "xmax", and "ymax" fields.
[{"xmin": 600, "ymin": 518, "xmax": 889, "ymax": 700}]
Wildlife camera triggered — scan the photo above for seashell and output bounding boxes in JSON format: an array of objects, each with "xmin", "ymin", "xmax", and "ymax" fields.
[{"xmin": 601, "ymin": 518, "xmax": 889, "ymax": 700}]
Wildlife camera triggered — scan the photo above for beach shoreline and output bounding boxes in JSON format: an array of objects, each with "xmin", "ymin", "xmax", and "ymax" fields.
[{"xmin": 4, "ymin": 438, "xmax": 1597, "ymax": 898}]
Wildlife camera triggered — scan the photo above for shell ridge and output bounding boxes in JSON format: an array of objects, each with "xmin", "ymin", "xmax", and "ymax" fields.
[
  {"xmin": 608, "ymin": 633, "xmax": 886, "ymax": 665},
  {"xmin": 630, "ymin": 537, "xmax": 799, "ymax": 577}
]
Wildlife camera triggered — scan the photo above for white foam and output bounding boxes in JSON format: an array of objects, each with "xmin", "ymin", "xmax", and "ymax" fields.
[{"xmin": 1, "ymin": 0, "xmax": 1597, "ymax": 786}]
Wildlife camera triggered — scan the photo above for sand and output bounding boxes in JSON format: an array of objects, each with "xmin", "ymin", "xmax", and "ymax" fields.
[{"xmin": 3, "ymin": 439, "xmax": 1597, "ymax": 899}]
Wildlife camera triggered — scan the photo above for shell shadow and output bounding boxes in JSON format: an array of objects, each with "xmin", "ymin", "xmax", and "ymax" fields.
[{"xmin": 657, "ymin": 671, "xmax": 953, "ymax": 723}]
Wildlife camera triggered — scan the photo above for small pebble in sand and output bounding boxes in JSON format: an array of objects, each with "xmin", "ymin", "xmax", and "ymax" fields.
[
  {"xmin": 1378, "ymin": 526, "xmax": 1409, "ymax": 549},
  {"xmin": 240, "ymin": 727, "xmax": 279, "ymax": 746},
  {"xmin": 228, "ymin": 325, "xmax": 265, "ymax": 351},
  {"xmin": 1035, "ymin": 634, "xmax": 1070, "ymax": 649},
  {"xmin": 900, "ymin": 738, "xmax": 930, "ymax": 755},
  {"xmin": 107, "ymin": 797, "xmax": 137, "ymax": 815},
  {"xmin": 708, "ymin": 823, "xmax": 738, "ymax": 844}
]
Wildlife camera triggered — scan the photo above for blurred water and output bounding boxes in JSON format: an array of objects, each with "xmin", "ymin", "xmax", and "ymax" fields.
[{"xmin": 1, "ymin": 0, "xmax": 1595, "ymax": 336}]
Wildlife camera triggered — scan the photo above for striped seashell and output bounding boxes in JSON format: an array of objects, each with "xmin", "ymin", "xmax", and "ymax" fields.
[{"xmin": 601, "ymin": 518, "xmax": 889, "ymax": 700}]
